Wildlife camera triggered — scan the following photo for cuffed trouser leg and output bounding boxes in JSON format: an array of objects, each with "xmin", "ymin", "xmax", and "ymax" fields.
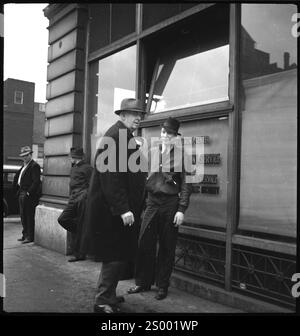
[
  {"xmin": 135, "ymin": 195, "xmax": 179, "ymax": 289},
  {"xmin": 156, "ymin": 198, "xmax": 179, "ymax": 290},
  {"xmin": 26, "ymin": 200, "xmax": 36, "ymax": 241},
  {"xmin": 95, "ymin": 261, "xmax": 125, "ymax": 306},
  {"xmin": 73, "ymin": 196, "xmax": 87, "ymax": 256},
  {"xmin": 18, "ymin": 191, "xmax": 36, "ymax": 241},
  {"xmin": 134, "ymin": 211, "xmax": 158, "ymax": 288},
  {"xmin": 156, "ymin": 222, "xmax": 178, "ymax": 289},
  {"xmin": 18, "ymin": 192, "xmax": 26, "ymax": 238}
]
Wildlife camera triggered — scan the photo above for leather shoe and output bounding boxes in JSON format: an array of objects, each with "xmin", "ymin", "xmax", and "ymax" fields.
[
  {"xmin": 155, "ymin": 288, "xmax": 168, "ymax": 300},
  {"xmin": 93, "ymin": 304, "xmax": 120, "ymax": 314},
  {"xmin": 127, "ymin": 285, "xmax": 151, "ymax": 294},
  {"xmin": 68, "ymin": 255, "xmax": 86, "ymax": 262},
  {"xmin": 22, "ymin": 239, "xmax": 33, "ymax": 244},
  {"xmin": 18, "ymin": 237, "xmax": 25, "ymax": 242}
]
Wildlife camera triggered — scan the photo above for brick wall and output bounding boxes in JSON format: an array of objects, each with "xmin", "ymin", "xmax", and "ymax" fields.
[{"xmin": 3, "ymin": 79, "xmax": 35, "ymax": 164}]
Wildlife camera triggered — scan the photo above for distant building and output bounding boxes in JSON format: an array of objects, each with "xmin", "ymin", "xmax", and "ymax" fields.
[{"xmin": 3, "ymin": 78, "xmax": 45, "ymax": 167}]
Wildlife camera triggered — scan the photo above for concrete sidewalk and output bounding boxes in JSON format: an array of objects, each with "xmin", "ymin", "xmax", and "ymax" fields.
[{"xmin": 3, "ymin": 218, "xmax": 245, "ymax": 314}]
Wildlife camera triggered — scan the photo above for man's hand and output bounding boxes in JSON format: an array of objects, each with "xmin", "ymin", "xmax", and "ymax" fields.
[
  {"xmin": 173, "ymin": 211, "xmax": 184, "ymax": 227},
  {"xmin": 121, "ymin": 211, "xmax": 135, "ymax": 226}
]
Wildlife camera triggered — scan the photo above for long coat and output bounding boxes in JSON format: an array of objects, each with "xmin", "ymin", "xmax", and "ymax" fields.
[
  {"xmin": 57, "ymin": 160, "xmax": 92, "ymax": 235},
  {"xmin": 82, "ymin": 120, "xmax": 146, "ymax": 262}
]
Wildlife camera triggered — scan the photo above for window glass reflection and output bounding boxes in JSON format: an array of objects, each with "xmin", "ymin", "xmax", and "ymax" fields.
[
  {"xmin": 239, "ymin": 4, "xmax": 297, "ymax": 237},
  {"xmin": 96, "ymin": 45, "xmax": 136, "ymax": 136},
  {"xmin": 150, "ymin": 45, "xmax": 229, "ymax": 113},
  {"xmin": 89, "ymin": 45, "xmax": 137, "ymax": 162},
  {"xmin": 241, "ymin": 4, "xmax": 297, "ymax": 79}
]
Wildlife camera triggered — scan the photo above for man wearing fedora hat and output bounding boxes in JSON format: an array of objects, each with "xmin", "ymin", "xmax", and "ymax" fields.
[
  {"xmin": 13, "ymin": 146, "xmax": 41, "ymax": 244},
  {"xmin": 83, "ymin": 98, "xmax": 147, "ymax": 313},
  {"xmin": 57, "ymin": 147, "xmax": 93, "ymax": 262},
  {"xmin": 128, "ymin": 117, "xmax": 192, "ymax": 300}
]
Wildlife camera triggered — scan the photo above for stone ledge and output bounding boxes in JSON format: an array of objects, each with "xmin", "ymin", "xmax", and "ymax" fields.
[
  {"xmin": 170, "ymin": 271, "xmax": 294, "ymax": 313},
  {"xmin": 35, "ymin": 205, "xmax": 71, "ymax": 255}
]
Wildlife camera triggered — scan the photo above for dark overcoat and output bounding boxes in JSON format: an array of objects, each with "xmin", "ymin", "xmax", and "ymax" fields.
[
  {"xmin": 82, "ymin": 120, "xmax": 146, "ymax": 262},
  {"xmin": 57, "ymin": 160, "xmax": 92, "ymax": 234},
  {"xmin": 69, "ymin": 160, "xmax": 93, "ymax": 201}
]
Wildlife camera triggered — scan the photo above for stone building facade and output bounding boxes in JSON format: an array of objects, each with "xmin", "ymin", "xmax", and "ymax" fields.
[{"xmin": 36, "ymin": 3, "xmax": 298, "ymax": 311}]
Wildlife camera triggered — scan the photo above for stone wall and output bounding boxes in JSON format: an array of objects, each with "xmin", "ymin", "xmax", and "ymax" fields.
[{"xmin": 35, "ymin": 205, "xmax": 71, "ymax": 255}]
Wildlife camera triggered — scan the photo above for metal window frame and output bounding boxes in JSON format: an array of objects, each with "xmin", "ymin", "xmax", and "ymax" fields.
[{"xmin": 88, "ymin": 3, "xmax": 214, "ymax": 63}]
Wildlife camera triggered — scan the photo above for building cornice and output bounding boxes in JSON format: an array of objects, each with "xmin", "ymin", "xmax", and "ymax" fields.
[
  {"xmin": 44, "ymin": 3, "xmax": 88, "ymax": 26},
  {"xmin": 43, "ymin": 4, "xmax": 67, "ymax": 20}
]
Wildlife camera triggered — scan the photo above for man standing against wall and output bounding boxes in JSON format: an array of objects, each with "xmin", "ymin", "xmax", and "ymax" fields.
[
  {"xmin": 13, "ymin": 146, "xmax": 41, "ymax": 244},
  {"xmin": 84, "ymin": 98, "xmax": 147, "ymax": 314},
  {"xmin": 128, "ymin": 117, "xmax": 192, "ymax": 300},
  {"xmin": 58, "ymin": 147, "xmax": 93, "ymax": 262}
]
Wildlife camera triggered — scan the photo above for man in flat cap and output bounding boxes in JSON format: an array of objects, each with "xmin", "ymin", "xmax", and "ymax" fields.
[
  {"xmin": 13, "ymin": 146, "xmax": 41, "ymax": 244},
  {"xmin": 58, "ymin": 147, "xmax": 93, "ymax": 262},
  {"xmin": 83, "ymin": 98, "xmax": 147, "ymax": 313}
]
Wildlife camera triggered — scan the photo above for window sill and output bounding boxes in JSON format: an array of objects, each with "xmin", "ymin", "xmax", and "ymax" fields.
[{"xmin": 140, "ymin": 100, "xmax": 233, "ymax": 127}]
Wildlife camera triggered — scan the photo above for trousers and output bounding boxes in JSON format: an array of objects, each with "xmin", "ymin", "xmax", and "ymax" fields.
[
  {"xmin": 134, "ymin": 193, "xmax": 179, "ymax": 290},
  {"xmin": 94, "ymin": 261, "xmax": 126, "ymax": 306},
  {"xmin": 18, "ymin": 190, "xmax": 37, "ymax": 241}
]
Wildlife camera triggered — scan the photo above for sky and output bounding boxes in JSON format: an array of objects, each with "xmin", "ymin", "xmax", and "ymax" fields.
[{"xmin": 4, "ymin": 3, "xmax": 49, "ymax": 103}]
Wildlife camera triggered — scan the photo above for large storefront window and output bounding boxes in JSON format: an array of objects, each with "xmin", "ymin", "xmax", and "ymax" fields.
[
  {"xmin": 239, "ymin": 4, "xmax": 297, "ymax": 238},
  {"xmin": 149, "ymin": 46, "xmax": 229, "ymax": 113},
  {"xmin": 147, "ymin": 5, "xmax": 230, "ymax": 113},
  {"xmin": 89, "ymin": 45, "xmax": 137, "ymax": 161}
]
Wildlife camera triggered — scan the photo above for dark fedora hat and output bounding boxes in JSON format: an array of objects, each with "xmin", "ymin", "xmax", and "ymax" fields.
[
  {"xmin": 114, "ymin": 98, "xmax": 146, "ymax": 115},
  {"xmin": 161, "ymin": 117, "xmax": 181, "ymax": 136},
  {"xmin": 70, "ymin": 147, "xmax": 84, "ymax": 159},
  {"xmin": 19, "ymin": 146, "xmax": 33, "ymax": 157}
]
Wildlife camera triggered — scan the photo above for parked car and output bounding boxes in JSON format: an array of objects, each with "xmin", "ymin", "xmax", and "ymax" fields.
[
  {"xmin": 3, "ymin": 164, "xmax": 44, "ymax": 217},
  {"xmin": 3, "ymin": 164, "xmax": 21, "ymax": 217}
]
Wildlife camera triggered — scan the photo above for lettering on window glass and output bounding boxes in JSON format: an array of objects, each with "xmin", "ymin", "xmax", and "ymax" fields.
[{"xmin": 188, "ymin": 136, "xmax": 221, "ymax": 196}]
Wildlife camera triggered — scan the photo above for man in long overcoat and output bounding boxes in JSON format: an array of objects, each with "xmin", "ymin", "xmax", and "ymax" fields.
[
  {"xmin": 83, "ymin": 98, "xmax": 146, "ymax": 313},
  {"xmin": 13, "ymin": 146, "xmax": 41, "ymax": 244}
]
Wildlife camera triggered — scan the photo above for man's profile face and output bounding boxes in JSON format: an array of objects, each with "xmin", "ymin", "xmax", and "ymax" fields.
[
  {"xmin": 161, "ymin": 127, "xmax": 176, "ymax": 142},
  {"xmin": 22, "ymin": 154, "xmax": 32, "ymax": 164},
  {"xmin": 122, "ymin": 111, "xmax": 142, "ymax": 131}
]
